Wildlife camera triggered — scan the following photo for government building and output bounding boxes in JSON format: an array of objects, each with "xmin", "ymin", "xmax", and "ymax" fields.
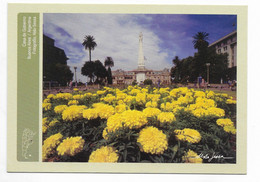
[
  {"xmin": 209, "ymin": 30, "xmax": 237, "ymax": 68},
  {"xmin": 112, "ymin": 32, "xmax": 171, "ymax": 85}
]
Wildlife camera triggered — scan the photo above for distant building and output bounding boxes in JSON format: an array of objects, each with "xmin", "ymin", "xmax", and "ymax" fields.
[
  {"xmin": 43, "ymin": 34, "xmax": 69, "ymax": 64},
  {"xmin": 209, "ymin": 30, "xmax": 237, "ymax": 68},
  {"xmin": 112, "ymin": 32, "xmax": 171, "ymax": 85},
  {"xmin": 112, "ymin": 68, "xmax": 171, "ymax": 85}
]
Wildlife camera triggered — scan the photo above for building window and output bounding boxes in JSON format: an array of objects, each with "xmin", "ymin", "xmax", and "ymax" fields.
[
  {"xmin": 223, "ymin": 46, "xmax": 227, "ymax": 51},
  {"xmin": 218, "ymin": 49, "xmax": 221, "ymax": 53}
]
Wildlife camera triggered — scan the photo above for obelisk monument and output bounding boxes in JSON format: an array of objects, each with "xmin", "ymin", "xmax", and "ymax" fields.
[{"xmin": 136, "ymin": 32, "xmax": 146, "ymax": 83}]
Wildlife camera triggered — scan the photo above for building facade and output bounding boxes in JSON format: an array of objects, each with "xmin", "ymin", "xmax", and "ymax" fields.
[
  {"xmin": 112, "ymin": 68, "xmax": 171, "ymax": 85},
  {"xmin": 209, "ymin": 30, "xmax": 237, "ymax": 68}
]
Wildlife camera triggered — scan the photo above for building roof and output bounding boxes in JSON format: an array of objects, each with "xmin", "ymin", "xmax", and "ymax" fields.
[{"xmin": 209, "ymin": 30, "xmax": 237, "ymax": 47}]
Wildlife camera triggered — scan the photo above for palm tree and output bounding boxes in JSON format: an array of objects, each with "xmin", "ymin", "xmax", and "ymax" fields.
[
  {"xmin": 192, "ymin": 32, "xmax": 209, "ymax": 52},
  {"xmin": 104, "ymin": 57, "xmax": 114, "ymax": 68},
  {"xmin": 82, "ymin": 35, "xmax": 97, "ymax": 62},
  {"xmin": 104, "ymin": 57, "xmax": 114, "ymax": 84}
]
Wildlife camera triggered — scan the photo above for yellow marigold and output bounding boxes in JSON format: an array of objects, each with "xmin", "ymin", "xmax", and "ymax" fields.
[
  {"xmin": 147, "ymin": 94, "xmax": 161, "ymax": 102},
  {"xmin": 159, "ymin": 87, "xmax": 169, "ymax": 95},
  {"xmin": 115, "ymin": 104, "xmax": 128, "ymax": 113},
  {"xmin": 55, "ymin": 93, "xmax": 73, "ymax": 100},
  {"xmin": 102, "ymin": 127, "xmax": 109, "ymax": 140},
  {"xmin": 121, "ymin": 110, "xmax": 148, "ymax": 129},
  {"xmin": 68, "ymin": 100, "xmax": 79, "ymax": 105},
  {"xmin": 54, "ymin": 105, "xmax": 68, "ymax": 114},
  {"xmin": 116, "ymin": 92, "xmax": 127, "ymax": 100},
  {"xmin": 88, "ymin": 146, "xmax": 119, "ymax": 163},
  {"xmin": 182, "ymin": 149, "xmax": 203, "ymax": 163},
  {"xmin": 160, "ymin": 102, "xmax": 174, "ymax": 112},
  {"xmin": 106, "ymin": 113, "xmax": 123, "ymax": 132},
  {"xmin": 191, "ymin": 108, "xmax": 209, "ymax": 118},
  {"xmin": 145, "ymin": 101, "xmax": 158, "ymax": 108},
  {"xmin": 135, "ymin": 93, "xmax": 146, "ymax": 104},
  {"xmin": 73, "ymin": 88, "xmax": 79, "ymax": 91},
  {"xmin": 57, "ymin": 136, "xmax": 85, "ymax": 156},
  {"xmin": 124, "ymin": 95, "xmax": 135, "ymax": 104},
  {"xmin": 226, "ymin": 99, "xmax": 236, "ymax": 104},
  {"xmin": 172, "ymin": 106, "xmax": 184, "ymax": 114},
  {"xmin": 43, "ymin": 98, "xmax": 50, "ymax": 103},
  {"xmin": 207, "ymin": 107, "xmax": 225, "ymax": 117},
  {"xmin": 194, "ymin": 91, "xmax": 206, "ymax": 98},
  {"xmin": 83, "ymin": 109, "xmax": 99, "ymax": 120},
  {"xmin": 73, "ymin": 94, "xmax": 84, "ymax": 100},
  {"xmin": 42, "ymin": 133, "xmax": 63, "ymax": 161},
  {"xmin": 84, "ymin": 92, "xmax": 92, "ymax": 98},
  {"xmin": 129, "ymin": 88, "xmax": 141, "ymax": 95},
  {"xmin": 216, "ymin": 118, "xmax": 234, "ymax": 127},
  {"xmin": 42, "ymin": 102, "xmax": 51, "ymax": 111},
  {"xmin": 102, "ymin": 94, "xmax": 116, "ymax": 103},
  {"xmin": 93, "ymin": 103, "xmax": 115, "ymax": 119},
  {"xmin": 157, "ymin": 112, "xmax": 176, "ymax": 123},
  {"xmin": 223, "ymin": 125, "xmax": 236, "ymax": 134},
  {"xmin": 62, "ymin": 105, "xmax": 87, "ymax": 121},
  {"xmin": 97, "ymin": 90, "xmax": 106, "ymax": 95},
  {"xmin": 143, "ymin": 107, "xmax": 161, "ymax": 118},
  {"xmin": 47, "ymin": 94, "xmax": 55, "ymax": 99},
  {"xmin": 175, "ymin": 128, "xmax": 201, "ymax": 143},
  {"xmin": 137, "ymin": 126, "xmax": 168, "ymax": 154},
  {"xmin": 206, "ymin": 91, "xmax": 215, "ymax": 99},
  {"xmin": 49, "ymin": 119, "xmax": 59, "ymax": 127}
]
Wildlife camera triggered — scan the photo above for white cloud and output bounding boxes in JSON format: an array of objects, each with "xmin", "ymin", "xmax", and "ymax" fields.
[{"xmin": 44, "ymin": 14, "xmax": 171, "ymax": 82}]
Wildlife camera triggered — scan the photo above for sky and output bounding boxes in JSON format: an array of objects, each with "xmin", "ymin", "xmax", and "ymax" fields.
[{"xmin": 43, "ymin": 14, "xmax": 236, "ymax": 82}]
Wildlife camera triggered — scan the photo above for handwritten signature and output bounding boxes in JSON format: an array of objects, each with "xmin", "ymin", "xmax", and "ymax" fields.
[
  {"xmin": 22, "ymin": 128, "xmax": 36, "ymax": 159},
  {"xmin": 198, "ymin": 152, "xmax": 234, "ymax": 162}
]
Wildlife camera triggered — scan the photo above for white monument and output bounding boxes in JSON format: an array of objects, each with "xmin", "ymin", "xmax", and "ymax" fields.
[{"xmin": 136, "ymin": 32, "xmax": 146, "ymax": 84}]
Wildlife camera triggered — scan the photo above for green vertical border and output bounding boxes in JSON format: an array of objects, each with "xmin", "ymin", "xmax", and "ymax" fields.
[{"xmin": 17, "ymin": 13, "xmax": 39, "ymax": 161}]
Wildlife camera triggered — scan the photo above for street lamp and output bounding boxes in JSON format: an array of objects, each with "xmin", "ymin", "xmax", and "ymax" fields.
[
  {"xmin": 206, "ymin": 63, "xmax": 210, "ymax": 87},
  {"xmin": 74, "ymin": 66, "xmax": 77, "ymax": 83}
]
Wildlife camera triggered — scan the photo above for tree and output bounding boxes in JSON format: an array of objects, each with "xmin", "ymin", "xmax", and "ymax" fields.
[
  {"xmin": 82, "ymin": 35, "xmax": 97, "ymax": 62},
  {"xmin": 81, "ymin": 60, "xmax": 107, "ymax": 85},
  {"xmin": 81, "ymin": 61, "xmax": 95, "ymax": 84},
  {"xmin": 192, "ymin": 32, "xmax": 209, "ymax": 53},
  {"xmin": 171, "ymin": 56, "xmax": 182, "ymax": 83},
  {"xmin": 104, "ymin": 57, "xmax": 114, "ymax": 84}
]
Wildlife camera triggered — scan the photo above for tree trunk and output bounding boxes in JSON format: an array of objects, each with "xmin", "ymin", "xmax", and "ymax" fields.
[{"xmin": 89, "ymin": 49, "xmax": 91, "ymax": 62}]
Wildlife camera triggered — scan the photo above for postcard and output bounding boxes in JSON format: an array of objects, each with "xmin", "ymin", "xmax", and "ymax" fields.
[{"xmin": 7, "ymin": 4, "xmax": 247, "ymax": 173}]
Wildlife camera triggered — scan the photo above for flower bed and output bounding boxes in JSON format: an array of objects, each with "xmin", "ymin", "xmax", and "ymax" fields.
[{"xmin": 42, "ymin": 86, "xmax": 236, "ymax": 163}]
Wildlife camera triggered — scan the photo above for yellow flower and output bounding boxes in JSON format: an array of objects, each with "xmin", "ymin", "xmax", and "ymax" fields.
[
  {"xmin": 206, "ymin": 91, "xmax": 215, "ymax": 99},
  {"xmin": 84, "ymin": 92, "xmax": 92, "ymax": 98},
  {"xmin": 42, "ymin": 103, "xmax": 51, "ymax": 111},
  {"xmin": 145, "ymin": 101, "xmax": 158, "ymax": 108},
  {"xmin": 194, "ymin": 91, "xmax": 206, "ymax": 98},
  {"xmin": 93, "ymin": 103, "xmax": 115, "ymax": 119},
  {"xmin": 115, "ymin": 104, "xmax": 128, "ymax": 113},
  {"xmin": 157, "ymin": 112, "xmax": 176, "ymax": 123},
  {"xmin": 216, "ymin": 118, "xmax": 234, "ymax": 127},
  {"xmin": 49, "ymin": 119, "xmax": 59, "ymax": 127},
  {"xmin": 42, "ymin": 117, "xmax": 50, "ymax": 133},
  {"xmin": 223, "ymin": 125, "xmax": 236, "ymax": 134},
  {"xmin": 54, "ymin": 105, "xmax": 68, "ymax": 114},
  {"xmin": 135, "ymin": 93, "xmax": 146, "ymax": 104},
  {"xmin": 160, "ymin": 102, "xmax": 174, "ymax": 112},
  {"xmin": 89, "ymin": 146, "xmax": 119, "ymax": 163},
  {"xmin": 42, "ymin": 133, "xmax": 63, "ymax": 161},
  {"xmin": 83, "ymin": 109, "xmax": 99, "ymax": 120},
  {"xmin": 207, "ymin": 107, "xmax": 225, "ymax": 117},
  {"xmin": 97, "ymin": 90, "xmax": 106, "ymax": 95},
  {"xmin": 73, "ymin": 94, "xmax": 84, "ymax": 100},
  {"xmin": 68, "ymin": 100, "xmax": 79, "ymax": 105},
  {"xmin": 226, "ymin": 99, "xmax": 236, "ymax": 104},
  {"xmin": 182, "ymin": 150, "xmax": 203, "ymax": 163},
  {"xmin": 62, "ymin": 105, "xmax": 87, "ymax": 121},
  {"xmin": 47, "ymin": 94, "xmax": 55, "ymax": 99},
  {"xmin": 43, "ymin": 98, "xmax": 50, "ymax": 103},
  {"xmin": 73, "ymin": 88, "xmax": 79, "ymax": 91},
  {"xmin": 102, "ymin": 94, "xmax": 116, "ymax": 104},
  {"xmin": 137, "ymin": 126, "xmax": 168, "ymax": 154},
  {"xmin": 191, "ymin": 108, "xmax": 209, "ymax": 118},
  {"xmin": 143, "ymin": 108, "xmax": 161, "ymax": 118},
  {"xmin": 55, "ymin": 93, "xmax": 73, "ymax": 100},
  {"xmin": 57, "ymin": 136, "xmax": 85, "ymax": 156},
  {"xmin": 175, "ymin": 128, "xmax": 201, "ymax": 143}
]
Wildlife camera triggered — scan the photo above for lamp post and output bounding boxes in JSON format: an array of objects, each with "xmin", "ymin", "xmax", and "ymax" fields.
[
  {"xmin": 74, "ymin": 66, "xmax": 77, "ymax": 84},
  {"xmin": 206, "ymin": 63, "xmax": 210, "ymax": 87}
]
